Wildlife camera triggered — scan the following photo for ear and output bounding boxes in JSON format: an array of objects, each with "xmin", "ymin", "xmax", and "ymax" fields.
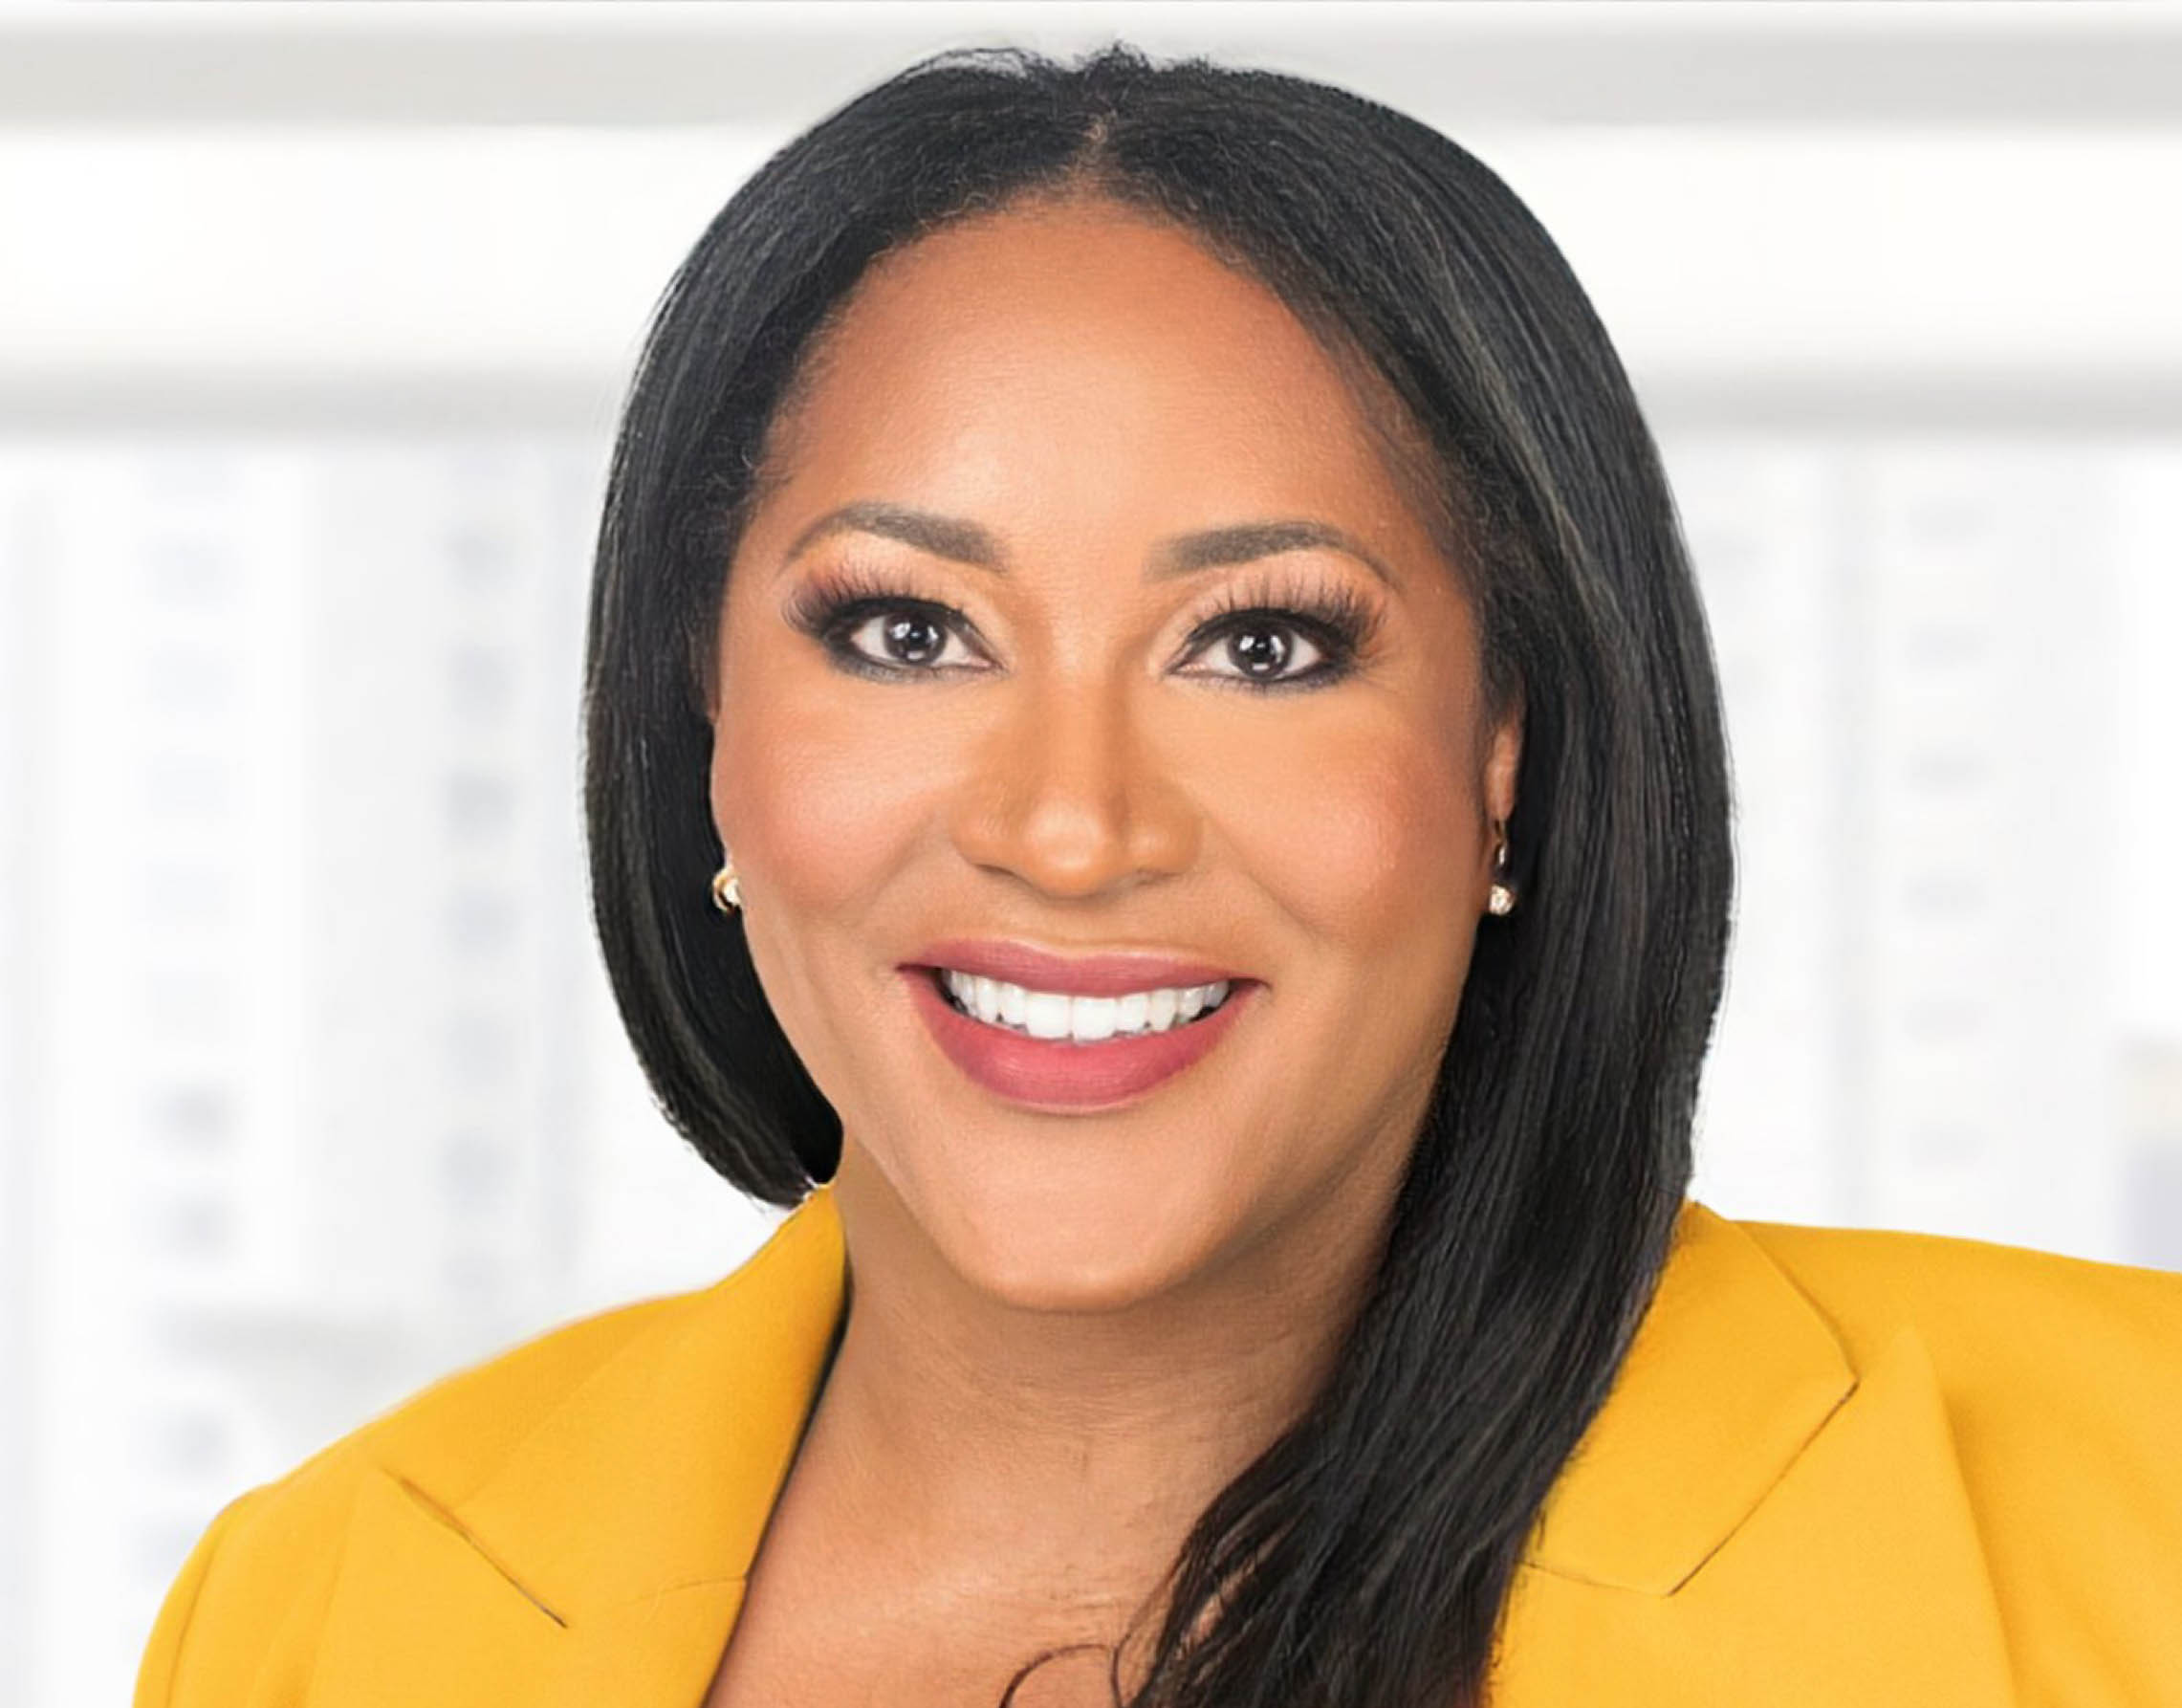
[
  {"xmin": 1483, "ymin": 695, "xmax": 1523, "ymax": 827},
  {"xmin": 705, "ymin": 718, "xmax": 734, "ymax": 856},
  {"xmin": 687, "ymin": 595, "xmax": 724, "ymax": 725}
]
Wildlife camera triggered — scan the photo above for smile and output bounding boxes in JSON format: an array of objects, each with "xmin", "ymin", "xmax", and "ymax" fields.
[
  {"xmin": 905, "ymin": 966, "xmax": 1256, "ymax": 1111},
  {"xmin": 932, "ymin": 967, "xmax": 1233, "ymax": 1042}
]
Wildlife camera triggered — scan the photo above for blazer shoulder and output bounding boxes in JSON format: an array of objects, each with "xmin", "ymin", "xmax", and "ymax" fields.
[
  {"xmin": 1728, "ymin": 1211, "xmax": 2182, "ymax": 1377},
  {"xmin": 134, "ymin": 1282, "xmax": 709, "ymax": 1708},
  {"xmin": 1730, "ymin": 1213, "xmax": 2182, "ymax": 1700}
]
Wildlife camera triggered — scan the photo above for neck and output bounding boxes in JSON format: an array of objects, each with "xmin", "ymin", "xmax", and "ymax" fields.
[{"xmin": 789, "ymin": 1140, "xmax": 1401, "ymax": 1632}]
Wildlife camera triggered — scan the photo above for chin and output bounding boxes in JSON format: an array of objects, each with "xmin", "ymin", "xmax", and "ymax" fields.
[
  {"xmin": 924, "ymin": 1152, "xmax": 1226, "ymax": 1316},
  {"xmin": 962, "ymin": 1233, "xmax": 1186, "ymax": 1315}
]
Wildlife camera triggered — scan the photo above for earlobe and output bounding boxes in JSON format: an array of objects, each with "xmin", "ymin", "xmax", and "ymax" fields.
[{"xmin": 1480, "ymin": 713, "xmax": 1523, "ymax": 917}]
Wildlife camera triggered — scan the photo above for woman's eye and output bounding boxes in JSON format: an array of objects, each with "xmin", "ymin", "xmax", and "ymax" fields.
[
  {"xmin": 1188, "ymin": 617, "xmax": 1333, "ymax": 686},
  {"xmin": 839, "ymin": 605, "xmax": 982, "ymax": 671}
]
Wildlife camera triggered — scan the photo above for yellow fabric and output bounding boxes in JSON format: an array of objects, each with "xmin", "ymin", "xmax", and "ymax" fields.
[{"xmin": 135, "ymin": 1185, "xmax": 2182, "ymax": 1706}]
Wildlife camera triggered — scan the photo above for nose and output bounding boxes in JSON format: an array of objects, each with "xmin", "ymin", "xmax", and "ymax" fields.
[{"xmin": 946, "ymin": 671, "xmax": 1200, "ymax": 901}]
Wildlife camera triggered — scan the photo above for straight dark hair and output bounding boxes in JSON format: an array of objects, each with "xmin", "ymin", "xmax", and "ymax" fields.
[{"xmin": 582, "ymin": 41, "xmax": 1734, "ymax": 1708}]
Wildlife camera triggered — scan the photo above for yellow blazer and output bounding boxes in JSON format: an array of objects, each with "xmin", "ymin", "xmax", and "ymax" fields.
[{"xmin": 137, "ymin": 1184, "xmax": 2182, "ymax": 1706}]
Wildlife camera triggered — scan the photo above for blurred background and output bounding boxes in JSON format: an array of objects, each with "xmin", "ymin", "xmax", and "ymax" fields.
[{"xmin": 2, "ymin": 3, "xmax": 2179, "ymax": 1700}]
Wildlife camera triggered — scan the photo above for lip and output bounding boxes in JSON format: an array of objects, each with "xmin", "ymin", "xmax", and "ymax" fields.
[
  {"xmin": 904, "ymin": 966, "xmax": 1257, "ymax": 1111},
  {"xmin": 903, "ymin": 938, "xmax": 1245, "ymax": 998}
]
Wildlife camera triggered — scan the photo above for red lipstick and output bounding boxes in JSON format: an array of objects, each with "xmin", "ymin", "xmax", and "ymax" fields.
[{"xmin": 900, "ymin": 942, "xmax": 1257, "ymax": 1110}]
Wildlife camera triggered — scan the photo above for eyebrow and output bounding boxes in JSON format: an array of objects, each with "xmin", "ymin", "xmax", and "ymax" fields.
[{"xmin": 779, "ymin": 500, "xmax": 1396, "ymax": 588}]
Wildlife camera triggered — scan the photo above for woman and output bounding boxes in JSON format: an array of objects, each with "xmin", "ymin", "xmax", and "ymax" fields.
[{"xmin": 136, "ymin": 43, "xmax": 2181, "ymax": 1708}]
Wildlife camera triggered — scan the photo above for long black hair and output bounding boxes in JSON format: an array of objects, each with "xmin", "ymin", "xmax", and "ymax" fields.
[{"xmin": 582, "ymin": 41, "xmax": 1734, "ymax": 1708}]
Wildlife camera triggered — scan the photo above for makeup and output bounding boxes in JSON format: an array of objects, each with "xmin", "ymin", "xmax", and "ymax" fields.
[{"xmin": 903, "ymin": 966, "xmax": 1258, "ymax": 1110}]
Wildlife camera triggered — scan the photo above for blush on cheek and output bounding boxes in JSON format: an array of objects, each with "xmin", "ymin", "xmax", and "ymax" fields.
[
  {"xmin": 1213, "ymin": 724, "xmax": 1470, "ymax": 953},
  {"xmin": 714, "ymin": 683, "xmax": 954, "ymax": 914}
]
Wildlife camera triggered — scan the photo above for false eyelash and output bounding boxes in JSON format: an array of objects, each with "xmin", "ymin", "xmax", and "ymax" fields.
[
  {"xmin": 782, "ymin": 559, "xmax": 1387, "ymax": 688},
  {"xmin": 781, "ymin": 563, "xmax": 991, "ymax": 665},
  {"xmin": 780, "ymin": 562, "xmax": 994, "ymax": 689},
  {"xmin": 1180, "ymin": 569, "xmax": 1386, "ymax": 685}
]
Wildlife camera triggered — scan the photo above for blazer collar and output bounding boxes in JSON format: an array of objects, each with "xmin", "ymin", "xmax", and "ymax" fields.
[
  {"xmin": 303, "ymin": 1190, "xmax": 848, "ymax": 1708},
  {"xmin": 303, "ymin": 1186, "xmax": 2015, "ymax": 1707},
  {"xmin": 1520, "ymin": 1193, "xmax": 1856, "ymax": 1592}
]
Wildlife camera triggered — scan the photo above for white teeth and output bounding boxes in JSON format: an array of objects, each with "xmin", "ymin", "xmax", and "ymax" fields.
[
  {"xmin": 939, "ymin": 969, "xmax": 1233, "ymax": 1042},
  {"xmin": 1072, "ymin": 996, "xmax": 1119, "ymax": 1041},
  {"xmin": 1023, "ymin": 991, "xmax": 1071, "ymax": 1040}
]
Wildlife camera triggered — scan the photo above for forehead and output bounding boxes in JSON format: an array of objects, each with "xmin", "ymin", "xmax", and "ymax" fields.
[{"xmin": 763, "ymin": 197, "xmax": 1430, "ymax": 537}]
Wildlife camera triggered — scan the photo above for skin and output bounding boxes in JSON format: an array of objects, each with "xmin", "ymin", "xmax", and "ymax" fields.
[{"xmin": 701, "ymin": 192, "xmax": 1520, "ymax": 1705}]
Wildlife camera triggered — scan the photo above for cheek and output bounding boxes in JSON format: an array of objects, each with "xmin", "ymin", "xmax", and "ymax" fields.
[
  {"xmin": 1187, "ymin": 701, "xmax": 1473, "ymax": 958},
  {"xmin": 714, "ymin": 662, "xmax": 944, "ymax": 916}
]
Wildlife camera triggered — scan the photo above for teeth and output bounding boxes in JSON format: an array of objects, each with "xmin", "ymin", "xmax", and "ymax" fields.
[
  {"xmin": 1024, "ymin": 991, "xmax": 1071, "ymax": 1040},
  {"xmin": 939, "ymin": 969, "xmax": 1233, "ymax": 1042}
]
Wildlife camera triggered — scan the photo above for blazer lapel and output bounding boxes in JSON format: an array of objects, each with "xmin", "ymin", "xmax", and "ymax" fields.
[
  {"xmin": 1495, "ymin": 1207, "xmax": 2018, "ymax": 1707},
  {"xmin": 302, "ymin": 1188, "xmax": 847, "ymax": 1708},
  {"xmin": 301, "ymin": 1189, "xmax": 2017, "ymax": 1707},
  {"xmin": 299, "ymin": 1468, "xmax": 748, "ymax": 1708}
]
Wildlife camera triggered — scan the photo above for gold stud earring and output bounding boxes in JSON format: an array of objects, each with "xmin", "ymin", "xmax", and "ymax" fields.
[
  {"xmin": 1487, "ymin": 821, "xmax": 1516, "ymax": 917},
  {"xmin": 710, "ymin": 860, "xmax": 742, "ymax": 914}
]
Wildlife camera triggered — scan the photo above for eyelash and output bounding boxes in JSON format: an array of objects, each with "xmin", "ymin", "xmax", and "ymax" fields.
[{"xmin": 782, "ymin": 563, "xmax": 1385, "ymax": 691}]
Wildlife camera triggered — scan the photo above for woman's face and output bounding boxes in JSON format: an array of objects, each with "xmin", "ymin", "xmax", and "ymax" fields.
[{"xmin": 710, "ymin": 196, "xmax": 1519, "ymax": 1312}]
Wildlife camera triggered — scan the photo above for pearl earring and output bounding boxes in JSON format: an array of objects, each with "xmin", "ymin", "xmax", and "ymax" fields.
[
  {"xmin": 1487, "ymin": 822, "xmax": 1516, "ymax": 917},
  {"xmin": 710, "ymin": 860, "xmax": 742, "ymax": 913}
]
